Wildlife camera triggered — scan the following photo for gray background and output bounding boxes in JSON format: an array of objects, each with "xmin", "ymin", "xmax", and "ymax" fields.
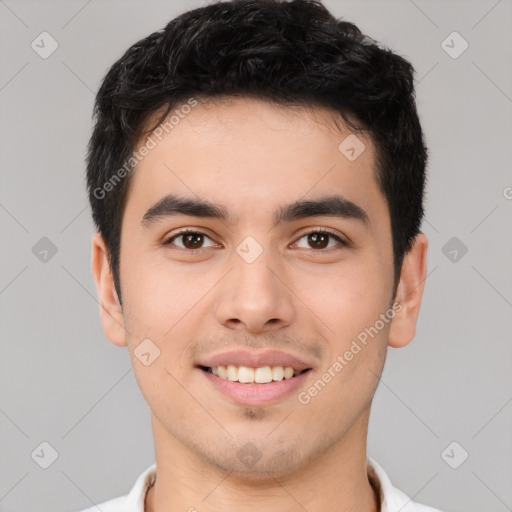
[{"xmin": 1, "ymin": 0, "xmax": 511, "ymax": 511}]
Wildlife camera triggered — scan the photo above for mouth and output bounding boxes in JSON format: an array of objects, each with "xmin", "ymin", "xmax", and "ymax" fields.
[
  {"xmin": 195, "ymin": 349, "xmax": 317, "ymax": 405},
  {"xmin": 196, "ymin": 363, "xmax": 314, "ymax": 406},
  {"xmin": 197, "ymin": 364, "xmax": 312, "ymax": 384}
]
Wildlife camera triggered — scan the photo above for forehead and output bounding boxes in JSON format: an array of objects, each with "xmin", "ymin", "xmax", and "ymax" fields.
[{"xmin": 125, "ymin": 96, "xmax": 388, "ymax": 228}]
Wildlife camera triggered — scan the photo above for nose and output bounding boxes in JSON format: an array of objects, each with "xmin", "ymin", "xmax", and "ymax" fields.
[{"xmin": 214, "ymin": 249, "xmax": 295, "ymax": 334}]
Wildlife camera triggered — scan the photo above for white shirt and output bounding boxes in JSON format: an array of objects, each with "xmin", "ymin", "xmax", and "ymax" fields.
[{"xmin": 77, "ymin": 457, "xmax": 443, "ymax": 512}]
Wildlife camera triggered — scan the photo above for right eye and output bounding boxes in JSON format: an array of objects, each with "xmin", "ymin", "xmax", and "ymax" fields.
[{"xmin": 162, "ymin": 229, "xmax": 218, "ymax": 252}]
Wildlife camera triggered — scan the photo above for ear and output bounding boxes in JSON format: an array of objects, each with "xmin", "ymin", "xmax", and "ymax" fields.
[
  {"xmin": 90, "ymin": 232, "xmax": 127, "ymax": 347},
  {"xmin": 388, "ymin": 232, "xmax": 428, "ymax": 348}
]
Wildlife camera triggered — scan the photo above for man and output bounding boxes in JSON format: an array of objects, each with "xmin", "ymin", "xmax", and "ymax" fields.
[{"xmin": 81, "ymin": 0, "xmax": 442, "ymax": 510}]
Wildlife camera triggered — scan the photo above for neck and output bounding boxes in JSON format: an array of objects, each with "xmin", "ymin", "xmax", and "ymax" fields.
[{"xmin": 145, "ymin": 409, "xmax": 380, "ymax": 512}]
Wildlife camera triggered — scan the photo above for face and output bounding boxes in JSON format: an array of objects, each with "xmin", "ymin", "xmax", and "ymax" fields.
[{"xmin": 93, "ymin": 97, "xmax": 423, "ymax": 479}]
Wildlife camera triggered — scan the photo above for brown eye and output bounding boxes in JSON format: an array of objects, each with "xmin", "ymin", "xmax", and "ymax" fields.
[
  {"xmin": 307, "ymin": 232, "xmax": 329, "ymax": 249},
  {"xmin": 294, "ymin": 230, "xmax": 347, "ymax": 250},
  {"xmin": 181, "ymin": 233, "xmax": 204, "ymax": 249},
  {"xmin": 163, "ymin": 230, "xmax": 216, "ymax": 251}
]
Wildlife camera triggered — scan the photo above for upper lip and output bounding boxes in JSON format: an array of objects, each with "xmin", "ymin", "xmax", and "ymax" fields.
[{"xmin": 197, "ymin": 349, "xmax": 315, "ymax": 372}]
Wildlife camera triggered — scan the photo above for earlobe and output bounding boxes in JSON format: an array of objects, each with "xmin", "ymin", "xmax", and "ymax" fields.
[
  {"xmin": 90, "ymin": 232, "xmax": 127, "ymax": 347},
  {"xmin": 388, "ymin": 232, "xmax": 429, "ymax": 349}
]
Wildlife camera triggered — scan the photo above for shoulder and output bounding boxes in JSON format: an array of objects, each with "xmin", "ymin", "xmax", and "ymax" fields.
[
  {"xmin": 367, "ymin": 456, "xmax": 444, "ymax": 512},
  {"xmin": 386, "ymin": 486, "xmax": 444, "ymax": 512},
  {"xmin": 74, "ymin": 462, "xmax": 157, "ymax": 512}
]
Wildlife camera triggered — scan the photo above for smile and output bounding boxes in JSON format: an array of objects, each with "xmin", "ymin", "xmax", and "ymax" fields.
[
  {"xmin": 198, "ymin": 365, "xmax": 313, "ymax": 406},
  {"xmin": 199, "ymin": 364, "xmax": 311, "ymax": 384}
]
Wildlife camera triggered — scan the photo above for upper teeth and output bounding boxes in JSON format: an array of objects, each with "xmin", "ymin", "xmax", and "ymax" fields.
[{"xmin": 211, "ymin": 365, "xmax": 299, "ymax": 383}]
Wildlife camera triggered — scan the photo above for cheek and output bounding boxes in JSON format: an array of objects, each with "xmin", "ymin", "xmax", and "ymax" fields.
[
  {"xmin": 120, "ymin": 248, "xmax": 188, "ymax": 335},
  {"xmin": 297, "ymin": 257, "xmax": 391, "ymax": 334},
  {"xmin": 121, "ymin": 263, "xmax": 199, "ymax": 418},
  {"xmin": 296, "ymin": 286, "xmax": 389, "ymax": 425},
  {"xmin": 294, "ymin": 259, "xmax": 391, "ymax": 404},
  {"xmin": 120, "ymin": 254, "xmax": 218, "ymax": 378}
]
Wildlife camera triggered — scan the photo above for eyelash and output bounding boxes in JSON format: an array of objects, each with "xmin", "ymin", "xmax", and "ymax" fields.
[{"xmin": 162, "ymin": 228, "xmax": 349, "ymax": 253}]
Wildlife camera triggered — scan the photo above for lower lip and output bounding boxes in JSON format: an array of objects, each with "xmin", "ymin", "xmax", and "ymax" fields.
[{"xmin": 199, "ymin": 368, "xmax": 312, "ymax": 406}]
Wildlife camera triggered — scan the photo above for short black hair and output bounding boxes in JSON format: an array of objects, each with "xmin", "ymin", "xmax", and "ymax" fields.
[{"xmin": 86, "ymin": 0, "xmax": 427, "ymax": 303}]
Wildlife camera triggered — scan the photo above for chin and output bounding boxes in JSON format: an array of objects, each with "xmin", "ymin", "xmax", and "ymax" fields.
[{"xmin": 195, "ymin": 436, "xmax": 310, "ymax": 480}]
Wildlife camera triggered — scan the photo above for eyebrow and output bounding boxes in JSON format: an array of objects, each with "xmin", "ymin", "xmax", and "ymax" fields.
[{"xmin": 141, "ymin": 194, "xmax": 370, "ymax": 228}]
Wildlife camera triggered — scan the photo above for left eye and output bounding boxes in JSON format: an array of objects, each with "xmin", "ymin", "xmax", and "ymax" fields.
[{"xmin": 294, "ymin": 230, "xmax": 346, "ymax": 250}]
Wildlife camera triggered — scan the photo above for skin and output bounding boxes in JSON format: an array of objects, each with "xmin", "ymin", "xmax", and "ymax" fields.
[{"xmin": 91, "ymin": 96, "xmax": 428, "ymax": 512}]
